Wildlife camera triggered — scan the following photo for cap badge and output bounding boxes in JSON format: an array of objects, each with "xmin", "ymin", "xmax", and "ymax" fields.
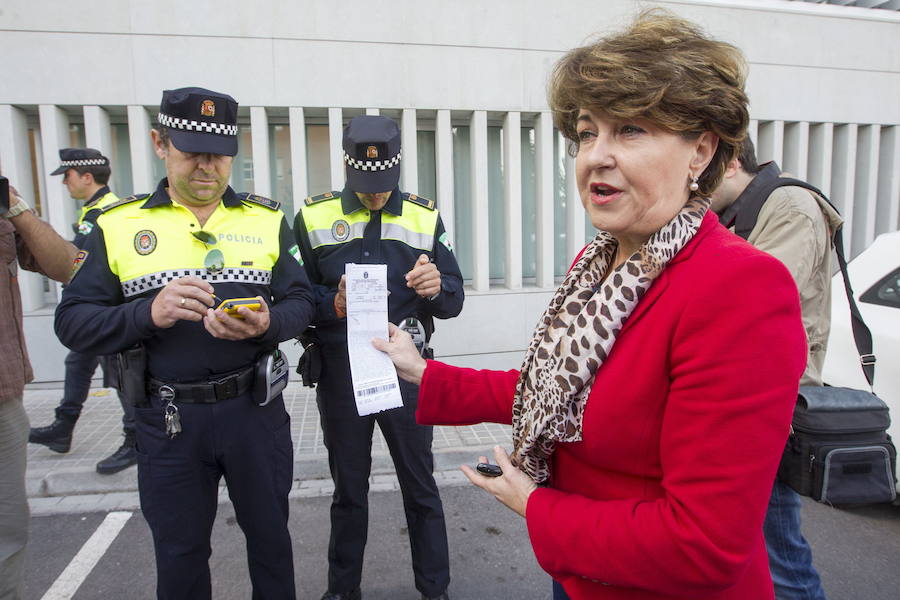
[
  {"xmin": 200, "ymin": 100, "xmax": 216, "ymax": 117},
  {"xmin": 366, "ymin": 146, "xmax": 378, "ymax": 159}
]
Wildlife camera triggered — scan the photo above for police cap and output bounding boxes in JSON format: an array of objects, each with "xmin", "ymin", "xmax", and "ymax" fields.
[
  {"xmin": 342, "ymin": 115, "xmax": 401, "ymax": 193},
  {"xmin": 50, "ymin": 148, "xmax": 109, "ymax": 176},
  {"xmin": 157, "ymin": 87, "xmax": 239, "ymax": 156}
]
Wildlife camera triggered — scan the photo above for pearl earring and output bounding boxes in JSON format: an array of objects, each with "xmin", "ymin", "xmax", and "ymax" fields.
[{"xmin": 689, "ymin": 176, "xmax": 699, "ymax": 192}]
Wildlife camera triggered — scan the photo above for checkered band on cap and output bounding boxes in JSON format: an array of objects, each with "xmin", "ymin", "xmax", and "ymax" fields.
[
  {"xmin": 121, "ymin": 267, "xmax": 271, "ymax": 298},
  {"xmin": 60, "ymin": 158, "xmax": 108, "ymax": 167},
  {"xmin": 158, "ymin": 112, "xmax": 238, "ymax": 136},
  {"xmin": 344, "ymin": 151, "xmax": 402, "ymax": 172}
]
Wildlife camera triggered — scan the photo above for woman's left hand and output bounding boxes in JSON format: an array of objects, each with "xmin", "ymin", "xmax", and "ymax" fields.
[{"xmin": 461, "ymin": 446, "xmax": 539, "ymax": 518}]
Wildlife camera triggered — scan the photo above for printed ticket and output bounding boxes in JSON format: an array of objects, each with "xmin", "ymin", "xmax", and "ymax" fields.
[{"xmin": 345, "ymin": 263, "xmax": 403, "ymax": 416}]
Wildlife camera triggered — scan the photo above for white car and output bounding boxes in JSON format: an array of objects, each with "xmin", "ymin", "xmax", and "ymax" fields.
[{"xmin": 822, "ymin": 230, "xmax": 900, "ymax": 493}]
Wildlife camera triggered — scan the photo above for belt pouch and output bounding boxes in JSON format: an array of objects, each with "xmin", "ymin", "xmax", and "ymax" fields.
[
  {"xmin": 254, "ymin": 348, "xmax": 289, "ymax": 406},
  {"xmin": 117, "ymin": 344, "xmax": 148, "ymax": 408}
]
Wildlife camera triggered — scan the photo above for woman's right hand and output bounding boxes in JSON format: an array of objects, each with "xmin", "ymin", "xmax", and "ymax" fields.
[{"xmin": 372, "ymin": 322, "xmax": 427, "ymax": 385}]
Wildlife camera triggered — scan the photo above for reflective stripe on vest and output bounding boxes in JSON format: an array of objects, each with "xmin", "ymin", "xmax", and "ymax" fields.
[
  {"xmin": 302, "ymin": 196, "xmax": 437, "ymax": 251},
  {"xmin": 308, "ymin": 219, "xmax": 368, "ymax": 248},
  {"xmin": 121, "ymin": 267, "xmax": 272, "ymax": 298},
  {"xmin": 380, "ymin": 222, "xmax": 433, "ymax": 250},
  {"xmin": 97, "ymin": 198, "xmax": 282, "ymax": 298}
]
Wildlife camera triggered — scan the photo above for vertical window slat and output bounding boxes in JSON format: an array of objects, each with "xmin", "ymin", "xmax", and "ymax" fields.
[
  {"xmin": 289, "ymin": 107, "xmax": 308, "ymax": 216},
  {"xmin": 250, "ymin": 106, "xmax": 271, "ymax": 198},
  {"xmin": 328, "ymin": 107, "xmax": 344, "ymax": 191},
  {"xmin": 470, "ymin": 110, "xmax": 490, "ymax": 291},
  {"xmin": 503, "ymin": 111, "xmax": 522, "ymax": 289}
]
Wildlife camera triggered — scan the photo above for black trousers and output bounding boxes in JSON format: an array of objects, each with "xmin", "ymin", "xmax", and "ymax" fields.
[
  {"xmin": 317, "ymin": 352, "xmax": 450, "ymax": 597},
  {"xmin": 57, "ymin": 350, "xmax": 134, "ymax": 433},
  {"xmin": 134, "ymin": 390, "xmax": 295, "ymax": 600}
]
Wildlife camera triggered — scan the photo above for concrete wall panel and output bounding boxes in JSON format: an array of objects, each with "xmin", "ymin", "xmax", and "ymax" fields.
[
  {"xmin": 3, "ymin": 0, "xmax": 899, "ymax": 382},
  {"xmin": 2, "ymin": 0, "xmax": 897, "ymax": 122}
]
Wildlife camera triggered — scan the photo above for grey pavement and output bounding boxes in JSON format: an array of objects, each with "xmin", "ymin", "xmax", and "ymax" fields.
[
  {"xmin": 23, "ymin": 381, "xmax": 511, "ymax": 515},
  {"xmin": 20, "ymin": 383, "xmax": 900, "ymax": 599},
  {"xmin": 25, "ymin": 485, "xmax": 550, "ymax": 600},
  {"xmin": 23, "ymin": 482, "xmax": 900, "ymax": 599}
]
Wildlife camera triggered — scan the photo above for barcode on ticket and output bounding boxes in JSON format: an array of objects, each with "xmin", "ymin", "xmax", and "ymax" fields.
[{"xmin": 355, "ymin": 383, "xmax": 398, "ymax": 398}]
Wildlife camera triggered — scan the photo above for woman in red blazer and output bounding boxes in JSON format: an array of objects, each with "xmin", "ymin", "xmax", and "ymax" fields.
[{"xmin": 376, "ymin": 10, "xmax": 806, "ymax": 600}]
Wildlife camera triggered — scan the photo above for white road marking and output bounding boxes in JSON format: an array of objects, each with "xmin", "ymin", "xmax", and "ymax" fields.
[{"xmin": 41, "ymin": 511, "xmax": 133, "ymax": 600}]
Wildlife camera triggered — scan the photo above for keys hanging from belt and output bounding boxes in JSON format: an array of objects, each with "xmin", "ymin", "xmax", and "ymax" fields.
[
  {"xmin": 159, "ymin": 385, "xmax": 182, "ymax": 439},
  {"xmin": 164, "ymin": 402, "xmax": 182, "ymax": 439}
]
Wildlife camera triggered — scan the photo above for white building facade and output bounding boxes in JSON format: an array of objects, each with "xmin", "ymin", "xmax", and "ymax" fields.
[{"xmin": 1, "ymin": 0, "xmax": 898, "ymax": 381}]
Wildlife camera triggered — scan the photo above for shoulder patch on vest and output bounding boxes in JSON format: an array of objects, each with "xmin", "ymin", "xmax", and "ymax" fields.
[
  {"xmin": 403, "ymin": 192, "xmax": 436, "ymax": 211},
  {"xmin": 239, "ymin": 193, "xmax": 281, "ymax": 211},
  {"xmin": 99, "ymin": 194, "xmax": 148, "ymax": 213},
  {"xmin": 70, "ymin": 249, "xmax": 89, "ymax": 281},
  {"xmin": 304, "ymin": 191, "xmax": 340, "ymax": 206}
]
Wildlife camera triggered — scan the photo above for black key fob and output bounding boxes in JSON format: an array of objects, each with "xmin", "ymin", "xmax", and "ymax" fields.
[{"xmin": 475, "ymin": 462, "xmax": 503, "ymax": 477}]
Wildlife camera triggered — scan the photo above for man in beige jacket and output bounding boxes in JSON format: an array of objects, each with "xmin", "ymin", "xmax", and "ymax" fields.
[{"xmin": 712, "ymin": 137, "xmax": 843, "ymax": 600}]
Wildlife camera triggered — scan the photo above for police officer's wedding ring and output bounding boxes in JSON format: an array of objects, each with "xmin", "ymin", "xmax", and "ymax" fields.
[{"xmin": 180, "ymin": 297, "xmax": 186, "ymax": 307}]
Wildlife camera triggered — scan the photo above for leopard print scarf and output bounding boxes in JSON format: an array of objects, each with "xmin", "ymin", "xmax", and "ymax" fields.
[{"xmin": 511, "ymin": 196, "xmax": 710, "ymax": 483}]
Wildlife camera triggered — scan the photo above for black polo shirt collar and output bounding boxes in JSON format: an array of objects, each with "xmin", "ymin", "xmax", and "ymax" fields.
[
  {"xmin": 142, "ymin": 178, "xmax": 241, "ymax": 209},
  {"xmin": 718, "ymin": 161, "xmax": 781, "ymax": 228},
  {"xmin": 83, "ymin": 185, "xmax": 110, "ymax": 209},
  {"xmin": 340, "ymin": 185, "xmax": 403, "ymax": 216}
]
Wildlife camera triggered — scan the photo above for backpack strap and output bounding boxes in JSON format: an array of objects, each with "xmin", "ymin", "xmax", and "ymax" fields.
[
  {"xmin": 733, "ymin": 188, "xmax": 771, "ymax": 242},
  {"xmin": 736, "ymin": 176, "xmax": 876, "ymax": 389}
]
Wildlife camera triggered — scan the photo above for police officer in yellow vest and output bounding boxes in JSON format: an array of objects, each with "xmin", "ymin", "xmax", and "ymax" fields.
[
  {"xmin": 30, "ymin": 148, "xmax": 138, "ymax": 474},
  {"xmin": 294, "ymin": 115, "xmax": 463, "ymax": 600},
  {"xmin": 55, "ymin": 88, "xmax": 314, "ymax": 599},
  {"xmin": 50, "ymin": 148, "xmax": 120, "ymax": 245}
]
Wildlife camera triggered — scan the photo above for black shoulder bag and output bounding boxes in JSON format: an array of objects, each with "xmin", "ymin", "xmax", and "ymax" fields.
[{"xmin": 735, "ymin": 176, "xmax": 897, "ymax": 505}]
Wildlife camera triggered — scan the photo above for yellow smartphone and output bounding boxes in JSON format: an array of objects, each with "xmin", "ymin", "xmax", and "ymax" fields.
[{"xmin": 216, "ymin": 297, "xmax": 262, "ymax": 319}]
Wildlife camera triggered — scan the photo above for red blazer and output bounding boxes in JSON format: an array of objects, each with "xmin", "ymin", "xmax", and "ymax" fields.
[{"xmin": 417, "ymin": 212, "xmax": 806, "ymax": 600}]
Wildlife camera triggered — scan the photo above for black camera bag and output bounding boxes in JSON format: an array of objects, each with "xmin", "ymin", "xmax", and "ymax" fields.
[{"xmin": 778, "ymin": 386, "xmax": 896, "ymax": 504}]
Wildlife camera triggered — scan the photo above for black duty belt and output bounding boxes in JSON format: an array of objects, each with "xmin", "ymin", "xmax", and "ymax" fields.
[{"xmin": 146, "ymin": 367, "xmax": 254, "ymax": 404}]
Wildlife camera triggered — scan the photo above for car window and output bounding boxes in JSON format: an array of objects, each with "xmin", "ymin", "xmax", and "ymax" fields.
[{"xmin": 860, "ymin": 267, "xmax": 900, "ymax": 309}]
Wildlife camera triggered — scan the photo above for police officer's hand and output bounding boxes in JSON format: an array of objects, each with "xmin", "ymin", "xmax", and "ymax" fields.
[
  {"xmin": 151, "ymin": 276, "xmax": 215, "ymax": 328},
  {"xmin": 334, "ymin": 275, "xmax": 347, "ymax": 318},
  {"xmin": 203, "ymin": 295, "xmax": 270, "ymax": 340},
  {"xmin": 371, "ymin": 322, "xmax": 427, "ymax": 385},
  {"xmin": 405, "ymin": 254, "xmax": 441, "ymax": 299}
]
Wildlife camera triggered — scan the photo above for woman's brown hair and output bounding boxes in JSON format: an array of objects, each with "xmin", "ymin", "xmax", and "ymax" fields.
[{"xmin": 548, "ymin": 9, "xmax": 749, "ymax": 195}]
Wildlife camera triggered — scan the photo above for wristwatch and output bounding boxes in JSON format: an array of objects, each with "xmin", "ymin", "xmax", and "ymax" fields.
[{"xmin": 3, "ymin": 195, "xmax": 29, "ymax": 219}]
